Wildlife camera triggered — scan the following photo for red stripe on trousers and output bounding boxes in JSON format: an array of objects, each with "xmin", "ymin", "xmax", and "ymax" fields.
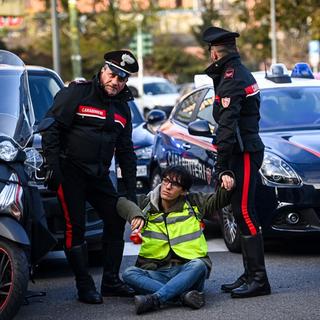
[
  {"xmin": 57, "ymin": 184, "xmax": 73, "ymax": 249},
  {"xmin": 241, "ymin": 153, "xmax": 257, "ymax": 236}
]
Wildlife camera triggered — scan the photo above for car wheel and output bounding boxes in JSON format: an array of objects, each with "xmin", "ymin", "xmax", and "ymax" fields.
[
  {"xmin": 150, "ymin": 168, "xmax": 162, "ymax": 190},
  {"xmin": 220, "ymin": 205, "xmax": 241, "ymax": 253}
]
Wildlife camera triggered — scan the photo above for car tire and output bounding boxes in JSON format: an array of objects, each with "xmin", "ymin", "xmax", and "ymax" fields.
[
  {"xmin": 150, "ymin": 168, "xmax": 162, "ymax": 190},
  {"xmin": 220, "ymin": 205, "xmax": 241, "ymax": 253}
]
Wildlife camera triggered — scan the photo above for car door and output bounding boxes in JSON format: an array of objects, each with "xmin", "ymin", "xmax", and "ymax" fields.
[
  {"xmin": 154, "ymin": 87, "xmax": 216, "ymax": 191},
  {"xmin": 180, "ymin": 87, "xmax": 217, "ymax": 191}
]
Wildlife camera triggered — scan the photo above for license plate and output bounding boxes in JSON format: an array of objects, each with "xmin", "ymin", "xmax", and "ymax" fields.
[
  {"xmin": 137, "ymin": 165, "xmax": 147, "ymax": 177},
  {"xmin": 117, "ymin": 165, "xmax": 147, "ymax": 178}
]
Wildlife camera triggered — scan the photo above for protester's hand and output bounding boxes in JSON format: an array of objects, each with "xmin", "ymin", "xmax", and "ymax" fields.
[
  {"xmin": 131, "ymin": 217, "xmax": 145, "ymax": 232},
  {"xmin": 221, "ymin": 174, "xmax": 234, "ymax": 191}
]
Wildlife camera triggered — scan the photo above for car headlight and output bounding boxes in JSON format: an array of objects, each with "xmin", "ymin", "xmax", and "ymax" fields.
[
  {"xmin": 0, "ymin": 173, "xmax": 23, "ymax": 220},
  {"xmin": 135, "ymin": 146, "xmax": 153, "ymax": 160},
  {"xmin": 259, "ymin": 152, "xmax": 302, "ymax": 187},
  {"xmin": 0, "ymin": 140, "xmax": 18, "ymax": 161}
]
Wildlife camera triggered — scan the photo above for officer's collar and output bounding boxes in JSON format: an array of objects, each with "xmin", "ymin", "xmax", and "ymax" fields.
[
  {"xmin": 94, "ymin": 73, "xmax": 134, "ymax": 102},
  {"xmin": 205, "ymin": 52, "xmax": 240, "ymax": 76}
]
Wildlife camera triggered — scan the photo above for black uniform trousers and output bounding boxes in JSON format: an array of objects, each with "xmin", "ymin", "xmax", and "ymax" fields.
[
  {"xmin": 230, "ymin": 150, "xmax": 264, "ymax": 236},
  {"xmin": 56, "ymin": 159, "xmax": 125, "ymax": 249}
]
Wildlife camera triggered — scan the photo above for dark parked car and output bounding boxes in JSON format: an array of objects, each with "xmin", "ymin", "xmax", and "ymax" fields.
[
  {"xmin": 116, "ymin": 100, "xmax": 155, "ymax": 194},
  {"xmin": 150, "ymin": 63, "xmax": 320, "ymax": 252}
]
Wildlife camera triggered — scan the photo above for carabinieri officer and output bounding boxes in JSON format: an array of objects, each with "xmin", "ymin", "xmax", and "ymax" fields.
[
  {"xmin": 203, "ymin": 26, "xmax": 271, "ymax": 298},
  {"xmin": 41, "ymin": 50, "xmax": 139, "ymax": 304}
]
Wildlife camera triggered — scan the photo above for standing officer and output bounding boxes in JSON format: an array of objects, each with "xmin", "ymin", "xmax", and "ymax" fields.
[
  {"xmin": 202, "ymin": 26, "xmax": 271, "ymax": 298},
  {"xmin": 41, "ymin": 50, "xmax": 138, "ymax": 304}
]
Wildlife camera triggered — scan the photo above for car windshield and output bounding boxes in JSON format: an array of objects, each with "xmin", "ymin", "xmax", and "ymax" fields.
[
  {"xmin": 259, "ymin": 87, "xmax": 320, "ymax": 130},
  {"xmin": 144, "ymin": 82, "xmax": 178, "ymax": 95},
  {"xmin": 0, "ymin": 51, "xmax": 34, "ymax": 148},
  {"xmin": 28, "ymin": 72, "xmax": 62, "ymax": 124}
]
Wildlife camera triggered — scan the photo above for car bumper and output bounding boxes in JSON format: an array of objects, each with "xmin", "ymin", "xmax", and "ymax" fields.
[{"xmin": 257, "ymin": 182, "xmax": 320, "ymax": 235}]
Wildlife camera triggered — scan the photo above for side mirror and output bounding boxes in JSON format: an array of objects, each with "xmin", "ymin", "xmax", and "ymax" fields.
[
  {"xmin": 128, "ymin": 85, "xmax": 139, "ymax": 98},
  {"xmin": 147, "ymin": 109, "xmax": 167, "ymax": 125},
  {"xmin": 146, "ymin": 109, "xmax": 167, "ymax": 134},
  {"xmin": 188, "ymin": 120, "xmax": 217, "ymax": 141}
]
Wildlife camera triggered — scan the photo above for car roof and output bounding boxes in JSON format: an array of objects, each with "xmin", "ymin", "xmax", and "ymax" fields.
[
  {"xmin": 128, "ymin": 76, "xmax": 171, "ymax": 85},
  {"xmin": 252, "ymin": 71, "xmax": 320, "ymax": 89},
  {"xmin": 193, "ymin": 72, "xmax": 320, "ymax": 92}
]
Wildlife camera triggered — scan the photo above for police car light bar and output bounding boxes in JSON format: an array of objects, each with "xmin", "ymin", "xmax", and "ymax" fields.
[
  {"xmin": 265, "ymin": 63, "xmax": 292, "ymax": 83},
  {"xmin": 291, "ymin": 62, "xmax": 314, "ymax": 79}
]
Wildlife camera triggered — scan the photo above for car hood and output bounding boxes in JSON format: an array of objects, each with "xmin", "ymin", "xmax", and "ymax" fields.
[
  {"xmin": 132, "ymin": 122, "xmax": 154, "ymax": 149},
  {"xmin": 261, "ymin": 129, "xmax": 320, "ymax": 183},
  {"xmin": 142, "ymin": 93, "xmax": 180, "ymax": 107}
]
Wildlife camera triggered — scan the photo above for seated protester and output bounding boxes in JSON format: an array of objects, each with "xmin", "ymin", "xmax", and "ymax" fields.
[{"xmin": 116, "ymin": 165, "xmax": 234, "ymax": 315}]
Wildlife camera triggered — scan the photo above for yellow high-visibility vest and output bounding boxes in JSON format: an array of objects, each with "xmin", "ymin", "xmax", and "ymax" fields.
[{"xmin": 139, "ymin": 201, "xmax": 207, "ymax": 260}]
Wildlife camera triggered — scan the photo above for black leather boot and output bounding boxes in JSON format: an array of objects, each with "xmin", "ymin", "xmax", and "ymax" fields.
[
  {"xmin": 100, "ymin": 240, "xmax": 135, "ymax": 297},
  {"xmin": 181, "ymin": 290, "xmax": 205, "ymax": 309},
  {"xmin": 134, "ymin": 294, "xmax": 160, "ymax": 315},
  {"xmin": 231, "ymin": 233, "xmax": 271, "ymax": 298},
  {"xmin": 65, "ymin": 243, "xmax": 103, "ymax": 304},
  {"xmin": 221, "ymin": 274, "xmax": 247, "ymax": 293}
]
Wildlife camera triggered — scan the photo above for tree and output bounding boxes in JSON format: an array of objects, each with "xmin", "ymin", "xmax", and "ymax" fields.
[{"xmin": 233, "ymin": 0, "xmax": 320, "ymax": 69}]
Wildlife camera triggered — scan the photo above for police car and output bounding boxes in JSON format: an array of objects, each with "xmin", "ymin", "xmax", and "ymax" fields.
[{"xmin": 150, "ymin": 63, "xmax": 320, "ymax": 252}]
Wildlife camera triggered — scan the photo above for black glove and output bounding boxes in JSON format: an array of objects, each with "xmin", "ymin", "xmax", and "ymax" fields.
[{"xmin": 44, "ymin": 167, "xmax": 62, "ymax": 191}]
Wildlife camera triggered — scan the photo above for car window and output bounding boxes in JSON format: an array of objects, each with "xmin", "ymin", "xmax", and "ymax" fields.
[
  {"xmin": 28, "ymin": 73, "xmax": 62, "ymax": 123},
  {"xmin": 197, "ymin": 88, "xmax": 217, "ymax": 127},
  {"xmin": 144, "ymin": 82, "xmax": 178, "ymax": 95},
  {"xmin": 260, "ymin": 87, "xmax": 320, "ymax": 129},
  {"xmin": 128, "ymin": 100, "xmax": 144, "ymax": 124},
  {"xmin": 174, "ymin": 90, "xmax": 204, "ymax": 125}
]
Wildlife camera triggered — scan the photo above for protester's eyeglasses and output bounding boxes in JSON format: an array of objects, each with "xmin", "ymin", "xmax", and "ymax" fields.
[
  {"xmin": 208, "ymin": 44, "xmax": 212, "ymax": 52},
  {"xmin": 162, "ymin": 177, "xmax": 182, "ymax": 189}
]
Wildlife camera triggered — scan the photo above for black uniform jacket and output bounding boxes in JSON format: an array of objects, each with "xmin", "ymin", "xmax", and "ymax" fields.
[
  {"xmin": 205, "ymin": 53, "xmax": 264, "ymax": 174},
  {"xmin": 41, "ymin": 74, "xmax": 137, "ymax": 196}
]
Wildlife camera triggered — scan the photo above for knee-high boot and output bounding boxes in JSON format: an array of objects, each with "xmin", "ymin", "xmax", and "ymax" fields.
[
  {"xmin": 100, "ymin": 240, "xmax": 135, "ymax": 297},
  {"xmin": 231, "ymin": 233, "xmax": 271, "ymax": 298},
  {"xmin": 65, "ymin": 242, "xmax": 103, "ymax": 304},
  {"xmin": 221, "ymin": 249, "xmax": 249, "ymax": 292}
]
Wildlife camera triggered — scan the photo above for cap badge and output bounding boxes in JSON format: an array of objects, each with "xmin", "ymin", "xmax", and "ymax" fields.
[
  {"xmin": 121, "ymin": 54, "xmax": 135, "ymax": 66},
  {"xmin": 221, "ymin": 97, "xmax": 231, "ymax": 108}
]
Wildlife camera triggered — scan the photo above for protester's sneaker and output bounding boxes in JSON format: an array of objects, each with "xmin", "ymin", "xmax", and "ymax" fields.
[{"xmin": 181, "ymin": 290, "xmax": 205, "ymax": 309}]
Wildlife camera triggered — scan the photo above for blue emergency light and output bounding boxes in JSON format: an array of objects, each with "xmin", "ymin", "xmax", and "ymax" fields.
[{"xmin": 291, "ymin": 62, "xmax": 314, "ymax": 79}]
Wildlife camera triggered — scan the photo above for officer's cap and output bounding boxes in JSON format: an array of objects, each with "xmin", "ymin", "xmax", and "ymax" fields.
[
  {"xmin": 104, "ymin": 50, "xmax": 139, "ymax": 79},
  {"xmin": 202, "ymin": 26, "xmax": 239, "ymax": 46}
]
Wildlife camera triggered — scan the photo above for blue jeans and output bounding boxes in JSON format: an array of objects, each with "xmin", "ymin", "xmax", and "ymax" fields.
[{"xmin": 122, "ymin": 259, "xmax": 208, "ymax": 304}]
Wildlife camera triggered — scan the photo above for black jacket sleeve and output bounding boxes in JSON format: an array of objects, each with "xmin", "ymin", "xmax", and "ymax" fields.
[
  {"xmin": 215, "ymin": 78, "xmax": 244, "ymax": 174},
  {"xmin": 115, "ymin": 107, "xmax": 137, "ymax": 202}
]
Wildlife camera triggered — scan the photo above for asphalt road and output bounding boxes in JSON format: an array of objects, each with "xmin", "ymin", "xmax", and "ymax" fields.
[{"xmin": 15, "ymin": 232, "xmax": 320, "ymax": 320}]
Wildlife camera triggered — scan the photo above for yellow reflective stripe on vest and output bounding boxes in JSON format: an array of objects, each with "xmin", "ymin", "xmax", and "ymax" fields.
[
  {"xmin": 166, "ymin": 213, "xmax": 193, "ymax": 224},
  {"xmin": 142, "ymin": 230, "xmax": 168, "ymax": 241},
  {"xmin": 170, "ymin": 229, "xmax": 202, "ymax": 246}
]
